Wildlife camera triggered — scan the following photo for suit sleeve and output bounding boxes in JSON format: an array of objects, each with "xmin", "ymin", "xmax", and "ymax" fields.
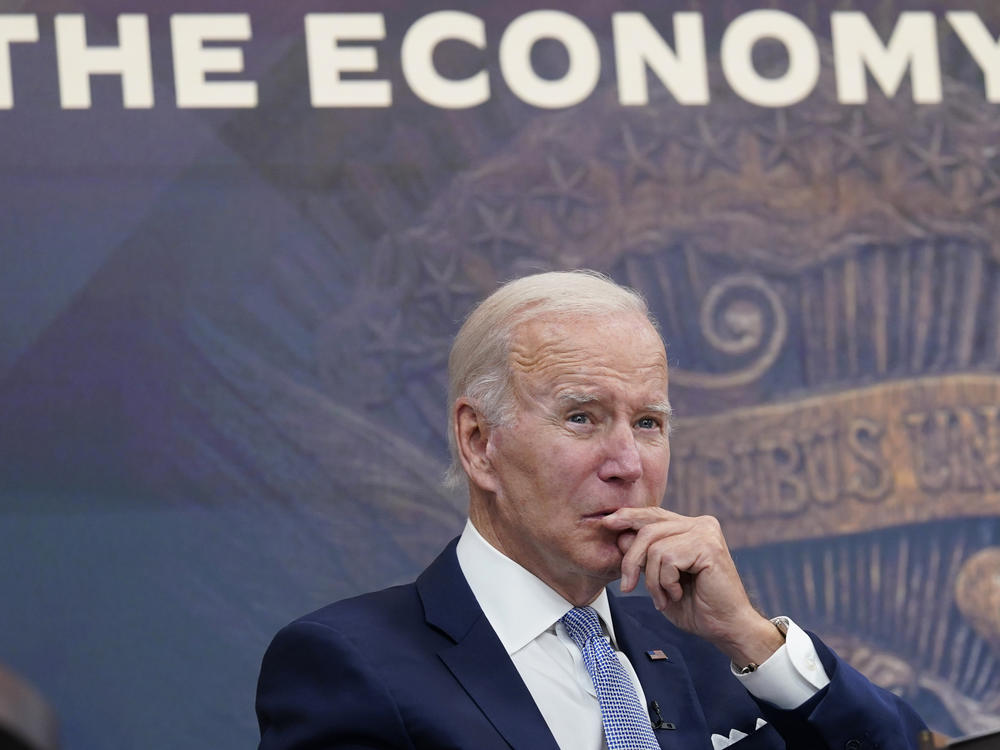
[
  {"xmin": 754, "ymin": 633, "xmax": 927, "ymax": 750},
  {"xmin": 256, "ymin": 619, "xmax": 416, "ymax": 750}
]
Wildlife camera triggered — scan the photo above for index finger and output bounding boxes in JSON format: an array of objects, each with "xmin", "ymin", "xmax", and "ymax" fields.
[
  {"xmin": 607, "ymin": 510, "xmax": 695, "ymax": 592},
  {"xmin": 601, "ymin": 506, "xmax": 683, "ymax": 531}
]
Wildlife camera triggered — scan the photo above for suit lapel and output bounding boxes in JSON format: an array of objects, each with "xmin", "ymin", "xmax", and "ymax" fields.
[
  {"xmin": 414, "ymin": 543, "xmax": 726, "ymax": 750},
  {"xmin": 417, "ymin": 540, "xmax": 560, "ymax": 750},
  {"xmin": 609, "ymin": 595, "xmax": 715, "ymax": 750}
]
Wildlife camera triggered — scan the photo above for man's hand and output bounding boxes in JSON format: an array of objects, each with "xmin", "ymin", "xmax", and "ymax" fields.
[{"xmin": 602, "ymin": 508, "xmax": 785, "ymax": 667}]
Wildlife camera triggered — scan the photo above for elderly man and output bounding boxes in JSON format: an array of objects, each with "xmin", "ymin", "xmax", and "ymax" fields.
[{"xmin": 256, "ymin": 271, "xmax": 926, "ymax": 749}]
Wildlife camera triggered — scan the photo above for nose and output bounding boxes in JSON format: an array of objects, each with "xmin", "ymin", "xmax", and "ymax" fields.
[{"xmin": 598, "ymin": 423, "xmax": 643, "ymax": 484}]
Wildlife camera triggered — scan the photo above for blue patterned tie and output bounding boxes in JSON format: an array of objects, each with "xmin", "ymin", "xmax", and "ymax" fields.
[{"xmin": 561, "ymin": 606, "xmax": 660, "ymax": 750}]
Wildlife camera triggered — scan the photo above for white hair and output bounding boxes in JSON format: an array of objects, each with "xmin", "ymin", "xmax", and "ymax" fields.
[{"xmin": 444, "ymin": 269, "xmax": 657, "ymax": 488}]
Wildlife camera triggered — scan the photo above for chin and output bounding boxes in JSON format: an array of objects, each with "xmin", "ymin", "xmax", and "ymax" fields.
[{"xmin": 581, "ymin": 549, "xmax": 625, "ymax": 583}]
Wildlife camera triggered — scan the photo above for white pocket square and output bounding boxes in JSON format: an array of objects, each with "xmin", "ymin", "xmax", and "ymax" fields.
[{"xmin": 710, "ymin": 719, "xmax": 767, "ymax": 749}]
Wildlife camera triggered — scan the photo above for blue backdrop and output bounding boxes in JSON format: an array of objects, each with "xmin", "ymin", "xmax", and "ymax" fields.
[{"xmin": 2, "ymin": 2, "xmax": 1000, "ymax": 747}]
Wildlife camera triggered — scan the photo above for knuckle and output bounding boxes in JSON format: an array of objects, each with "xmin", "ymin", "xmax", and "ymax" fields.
[
  {"xmin": 634, "ymin": 525, "xmax": 657, "ymax": 543},
  {"xmin": 696, "ymin": 514, "xmax": 722, "ymax": 533}
]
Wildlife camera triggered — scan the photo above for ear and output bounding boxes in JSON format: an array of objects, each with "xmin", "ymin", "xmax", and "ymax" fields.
[{"xmin": 454, "ymin": 398, "xmax": 499, "ymax": 492}]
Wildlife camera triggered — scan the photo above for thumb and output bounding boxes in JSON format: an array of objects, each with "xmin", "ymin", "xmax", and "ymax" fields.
[{"xmin": 617, "ymin": 530, "xmax": 637, "ymax": 555}]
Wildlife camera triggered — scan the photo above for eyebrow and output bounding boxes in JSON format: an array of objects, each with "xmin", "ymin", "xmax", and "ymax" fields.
[
  {"xmin": 557, "ymin": 392, "xmax": 599, "ymax": 407},
  {"xmin": 644, "ymin": 400, "xmax": 674, "ymax": 419},
  {"xmin": 557, "ymin": 392, "xmax": 674, "ymax": 419}
]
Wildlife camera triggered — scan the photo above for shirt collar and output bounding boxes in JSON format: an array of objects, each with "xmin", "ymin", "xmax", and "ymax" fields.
[{"xmin": 456, "ymin": 519, "xmax": 619, "ymax": 655}]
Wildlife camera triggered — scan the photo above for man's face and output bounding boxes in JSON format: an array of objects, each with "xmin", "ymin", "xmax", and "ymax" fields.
[{"xmin": 478, "ymin": 310, "xmax": 671, "ymax": 604}]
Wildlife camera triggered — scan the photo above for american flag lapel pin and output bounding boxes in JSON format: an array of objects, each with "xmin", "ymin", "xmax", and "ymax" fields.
[{"xmin": 646, "ymin": 649, "xmax": 669, "ymax": 661}]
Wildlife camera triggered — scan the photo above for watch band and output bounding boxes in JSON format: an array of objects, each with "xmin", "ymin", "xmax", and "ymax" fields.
[{"xmin": 737, "ymin": 617, "xmax": 789, "ymax": 674}]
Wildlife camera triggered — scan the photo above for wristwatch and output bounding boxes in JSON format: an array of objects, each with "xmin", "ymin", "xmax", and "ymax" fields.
[{"xmin": 737, "ymin": 616, "xmax": 790, "ymax": 674}]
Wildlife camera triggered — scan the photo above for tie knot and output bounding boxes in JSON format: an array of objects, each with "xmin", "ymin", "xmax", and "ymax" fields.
[{"xmin": 561, "ymin": 606, "xmax": 604, "ymax": 651}]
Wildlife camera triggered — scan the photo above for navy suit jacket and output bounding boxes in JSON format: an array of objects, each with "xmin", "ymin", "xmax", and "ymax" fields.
[{"xmin": 256, "ymin": 539, "xmax": 926, "ymax": 749}]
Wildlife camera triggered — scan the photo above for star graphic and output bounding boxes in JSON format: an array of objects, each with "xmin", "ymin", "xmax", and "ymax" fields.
[
  {"xmin": 468, "ymin": 200, "xmax": 536, "ymax": 264},
  {"xmin": 754, "ymin": 110, "xmax": 812, "ymax": 174},
  {"xmin": 905, "ymin": 122, "xmax": 961, "ymax": 190},
  {"xmin": 363, "ymin": 311, "xmax": 407, "ymax": 359},
  {"xmin": 609, "ymin": 122, "xmax": 663, "ymax": 189},
  {"xmin": 679, "ymin": 116, "xmax": 739, "ymax": 179},
  {"xmin": 832, "ymin": 110, "xmax": 890, "ymax": 175},
  {"xmin": 358, "ymin": 310, "xmax": 423, "ymax": 404},
  {"xmin": 956, "ymin": 141, "xmax": 1000, "ymax": 189},
  {"xmin": 976, "ymin": 167, "xmax": 1000, "ymax": 210},
  {"xmin": 414, "ymin": 251, "xmax": 478, "ymax": 319},
  {"xmin": 529, "ymin": 156, "xmax": 597, "ymax": 219}
]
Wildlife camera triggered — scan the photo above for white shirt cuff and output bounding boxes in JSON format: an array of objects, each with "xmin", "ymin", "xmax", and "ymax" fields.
[{"xmin": 732, "ymin": 617, "xmax": 831, "ymax": 709}]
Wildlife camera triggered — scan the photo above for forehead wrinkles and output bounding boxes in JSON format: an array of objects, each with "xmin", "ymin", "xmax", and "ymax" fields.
[
  {"xmin": 510, "ymin": 331, "xmax": 590, "ymax": 373},
  {"xmin": 508, "ymin": 315, "xmax": 667, "ymax": 394}
]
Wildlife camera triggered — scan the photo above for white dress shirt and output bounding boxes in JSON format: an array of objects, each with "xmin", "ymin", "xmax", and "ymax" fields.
[{"xmin": 456, "ymin": 520, "xmax": 830, "ymax": 750}]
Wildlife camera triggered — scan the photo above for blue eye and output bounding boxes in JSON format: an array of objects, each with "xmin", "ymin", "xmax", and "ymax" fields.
[
  {"xmin": 636, "ymin": 417, "xmax": 659, "ymax": 430},
  {"xmin": 569, "ymin": 413, "xmax": 589, "ymax": 424}
]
